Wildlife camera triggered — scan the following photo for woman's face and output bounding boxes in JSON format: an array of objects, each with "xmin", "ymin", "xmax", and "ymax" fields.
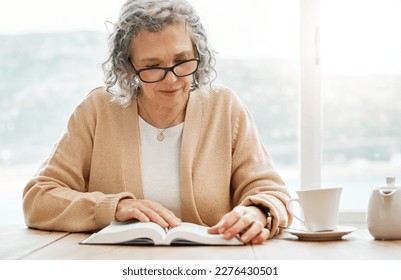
[{"xmin": 129, "ymin": 22, "xmax": 196, "ymax": 106}]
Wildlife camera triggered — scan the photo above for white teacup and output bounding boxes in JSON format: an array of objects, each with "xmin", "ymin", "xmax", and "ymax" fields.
[{"xmin": 287, "ymin": 187, "xmax": 342, "ymax": 232}]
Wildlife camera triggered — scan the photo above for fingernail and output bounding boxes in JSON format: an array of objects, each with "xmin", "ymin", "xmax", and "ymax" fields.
[
  {"xmin": 224, "ymin": 232, "xmax": 232, "ymax": 239},
  {"xmin": 241, "ymin": 235, "xmax": 250, "ymax": 243},
  {"xmin": 218, "ymin": 227, "xmax": 226, "ymax": 234}
]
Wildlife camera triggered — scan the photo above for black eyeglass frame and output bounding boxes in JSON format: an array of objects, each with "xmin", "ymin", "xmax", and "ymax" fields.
[{"xmin": 130, "ymin": 57, "xmax": 200, "ymax": 83}]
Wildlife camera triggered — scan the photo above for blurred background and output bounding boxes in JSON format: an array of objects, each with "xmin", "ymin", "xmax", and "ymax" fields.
[{"xmin": 1, "ymin": 0, "xmax": 401, "ymax": 225}]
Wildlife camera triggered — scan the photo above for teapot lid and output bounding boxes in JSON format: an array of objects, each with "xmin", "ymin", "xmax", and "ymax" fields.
[
  {"xmin": 379, "ymin": 176, "xmax": 401, "ymax": 189},
  {"xmin": 386, "ymin": 176, "xmax": 395, "ymax": 186}
]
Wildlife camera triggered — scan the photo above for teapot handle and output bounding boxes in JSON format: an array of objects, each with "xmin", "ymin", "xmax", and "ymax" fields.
[{"xmin": 379, "ymin": 189, "xmax": 396, "ymax": 196}]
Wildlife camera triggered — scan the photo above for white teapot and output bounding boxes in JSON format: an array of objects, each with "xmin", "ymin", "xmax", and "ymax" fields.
[{"xmin": 367, "ymin": 177, "xmax": 401, "ymax": 240}]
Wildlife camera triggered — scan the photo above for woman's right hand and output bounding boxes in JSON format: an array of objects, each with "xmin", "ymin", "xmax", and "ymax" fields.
[{"xmin": 115, "ymin": 198, "xmax": 181, "ymax": 228}]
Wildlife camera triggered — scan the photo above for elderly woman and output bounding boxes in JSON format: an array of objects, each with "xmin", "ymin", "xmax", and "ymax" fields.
[{"xmin": 23, "ymin": 0, "xmax": 292, "ymax": 244}]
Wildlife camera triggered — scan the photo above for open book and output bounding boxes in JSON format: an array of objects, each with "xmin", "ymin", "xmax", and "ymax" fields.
[{"xmin": 80, "ymin": 221, "xmax": 244, "ymax": 246}]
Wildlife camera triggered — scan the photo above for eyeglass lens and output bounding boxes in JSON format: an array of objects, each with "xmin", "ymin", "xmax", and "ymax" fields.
[{"xmin": 138, "ymin": 59, "xmax": 198, "ymax": 83}]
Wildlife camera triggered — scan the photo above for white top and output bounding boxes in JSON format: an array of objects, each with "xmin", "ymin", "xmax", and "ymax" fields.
[{"xmin": 138, "ymin": 116, "xmax": 184, "ymax": 218}]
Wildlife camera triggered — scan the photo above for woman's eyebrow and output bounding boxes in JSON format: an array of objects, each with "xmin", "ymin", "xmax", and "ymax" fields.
[
  {"xmin": 138, "ymin": 50, "xmax": 195, "ymax": 63},
  {"xmin": 173, "ymin": 50, "xmax": 194, "ymax": 58},
  {"xmin": 138, "ymin": 57, "xmax": 160, "ymax": 63}
]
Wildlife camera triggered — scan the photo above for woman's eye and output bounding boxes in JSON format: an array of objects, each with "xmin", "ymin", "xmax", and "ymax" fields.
[{"xmin": 175, "ymin": 59, "xmax": 187, "ymax": 64}]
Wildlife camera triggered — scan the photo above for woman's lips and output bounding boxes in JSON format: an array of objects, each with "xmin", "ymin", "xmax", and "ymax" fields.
[{"xmin": 159, "ymin": 88, "xmax": 181, "ymax": 95}]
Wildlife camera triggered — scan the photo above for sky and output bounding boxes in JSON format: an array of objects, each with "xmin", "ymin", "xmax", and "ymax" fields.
[{"xmin": 1, "ymin": 0, "xmax": 400, "ymax": 74}]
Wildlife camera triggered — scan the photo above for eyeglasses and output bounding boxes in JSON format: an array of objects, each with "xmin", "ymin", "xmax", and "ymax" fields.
[{"xmin": 131, "ymin": 58, "xmax": 200, "ymax": 83}]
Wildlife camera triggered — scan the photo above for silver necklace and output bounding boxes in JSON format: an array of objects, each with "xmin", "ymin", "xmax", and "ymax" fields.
[{"xmin": 138, "ymin": 96, "xmax": 188, "ymax": 141}]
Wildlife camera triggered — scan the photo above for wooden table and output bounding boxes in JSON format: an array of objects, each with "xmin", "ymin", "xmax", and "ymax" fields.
[{"xmin": 1, "ymin": 225, "xmax": 401, "ymax": 260}]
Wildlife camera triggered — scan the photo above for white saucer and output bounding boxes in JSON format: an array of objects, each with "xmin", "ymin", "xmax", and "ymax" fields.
[{"xmin": 285, "ymin": 226, "xmax": 357, "ymax": 241}]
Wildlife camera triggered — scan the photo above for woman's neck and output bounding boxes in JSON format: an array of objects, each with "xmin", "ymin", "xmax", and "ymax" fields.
[{"xmin": 137, "ymin": 94, "xmax": 189, "ymax": 129}]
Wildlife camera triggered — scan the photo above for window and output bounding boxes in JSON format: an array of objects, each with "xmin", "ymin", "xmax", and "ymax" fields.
[
  {"xmin": 190, "ymin": 0, "xmax": 300, "ymax": 189},
  {"xmin": 321, "ymin": 0, "xmax": 401, "ymax": 212},
  {"xmin": 0, "ymin": 0, "xmax": 123, "ymax": 224}
]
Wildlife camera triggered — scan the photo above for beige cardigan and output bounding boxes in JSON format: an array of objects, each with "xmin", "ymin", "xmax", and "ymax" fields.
[{"xmin": 23, "ymin": 85, "xmax": 292, "ymax": 237}]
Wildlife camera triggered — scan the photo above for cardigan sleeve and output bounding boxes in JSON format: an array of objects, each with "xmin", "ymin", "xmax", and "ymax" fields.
[
  {"xmin": 230, "ymin": 102, "xmax": 293, "ymax": 238},
  {"xmin": 22, "ymin": 97, "xmax": 134, "ymax": 232}
]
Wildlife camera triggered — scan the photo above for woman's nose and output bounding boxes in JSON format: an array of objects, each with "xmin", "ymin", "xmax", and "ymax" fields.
[{"xmin": 163, "ymin": 70, "xmax": 178, "ymax": 84}]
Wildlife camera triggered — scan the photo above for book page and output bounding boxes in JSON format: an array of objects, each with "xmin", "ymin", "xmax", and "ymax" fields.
[
  {"xmin": 81, "ymin": 221, "xmax": 167, "ymax": 244},
  {"xmin": 165, "ymin": 223, "xmax": 244, "ymax": 245},
  {"xmin": 81, "ymin": 222, "xmax": 244, "ymax": 245}
]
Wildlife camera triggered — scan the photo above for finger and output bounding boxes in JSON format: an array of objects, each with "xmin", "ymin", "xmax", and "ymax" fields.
[
  {"xmin": 207, "ymin": 215, "xmax": 228, "ymax": 234},
  {"xmin": 250, "ymin": 228, "xmax": 270, "ymax": 244},
  {"xmin": 208, "ymin": 220, "xmax": 225, "ymax": 234},
  {"xmin": 127, "ymin": 200, "xmax": 169, "ymax": 226},
  {"xmin": 163, "ymin": 209, "xmax": 182, "ymax": 227},
  {"xmin": 223, "ymin": 212, "xmax": 254, "ymax": 240},
  {"xmin": 208, "ymin": 205, "xmax": 253, "ymax": 235},
  {"xmin": 128, "ymin": 208, "xmax": 150, "ymax": 223},
  {"xmin": 116, "ymin": 199, "xmax": 150, "ymax": 222},
  {"xmin": 238, "ymin": 220, "xmax": 265, "ymax": 243},
  {"xmin": 141, "ymin": 207, "xmax": 171, "ymax": 228},
  {"xmin": 143, "ymin": 202, "xmax": 182, "ymax": 228},
  {"xmin": 216, "ymin": 208, "xmax": 246, "ymax": 234},
  {"xmin": 152, "ymin": 207, "xmax": 181, "ymax": 227},
  {"xmin": 116, "ymin": 199, "xmax": 178, "ymax": 228},
  {"xmin": 207, "ymin": 225, "xmax": 220, "ymax": 234}
]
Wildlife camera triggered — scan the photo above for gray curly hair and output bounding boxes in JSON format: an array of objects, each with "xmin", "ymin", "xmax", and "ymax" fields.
[{"xmin": 102, "ymin": 0, "xmax": 217, "ymax": 106}]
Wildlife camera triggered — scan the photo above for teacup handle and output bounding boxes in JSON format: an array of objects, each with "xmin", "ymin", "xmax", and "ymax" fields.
[{"xmin": 286, "ymin": 198, "xmax": 305, "ymax": 224}]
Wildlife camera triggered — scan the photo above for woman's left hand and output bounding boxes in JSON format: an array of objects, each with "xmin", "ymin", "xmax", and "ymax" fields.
[{"xmin": 208, "ymin": 205, "xmax": 269, "ymax": 244}]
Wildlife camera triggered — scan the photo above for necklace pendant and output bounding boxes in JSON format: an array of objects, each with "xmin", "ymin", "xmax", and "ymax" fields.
[{"xmin": 157, "ymin": 132, "xmax": 165, "ymax": 141}]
